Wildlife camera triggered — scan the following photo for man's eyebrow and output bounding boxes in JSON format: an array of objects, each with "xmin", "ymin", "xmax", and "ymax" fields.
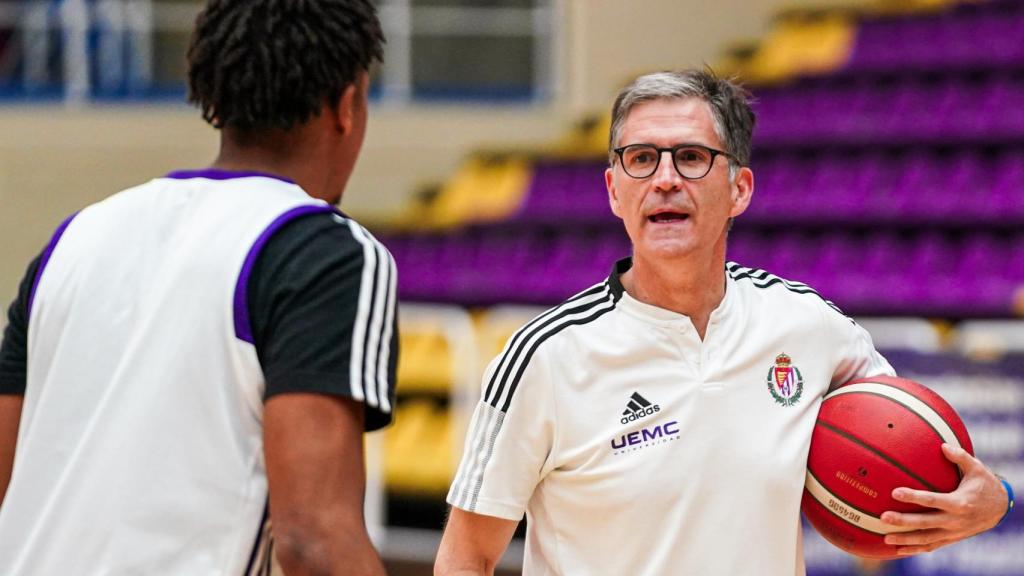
[{"xmin": 620, "ymin": 141, "xmax": 714, "ymax": 148}]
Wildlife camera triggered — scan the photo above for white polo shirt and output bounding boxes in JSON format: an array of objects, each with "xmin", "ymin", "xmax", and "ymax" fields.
[{"xmin": 448, "ymin": 257, "xmax": 894, "ymax": 576}]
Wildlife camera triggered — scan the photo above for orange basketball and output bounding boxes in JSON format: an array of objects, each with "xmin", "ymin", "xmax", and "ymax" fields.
[{"xmin": 802, "ymin": 376, "xmax": 973, "ymax": 559}]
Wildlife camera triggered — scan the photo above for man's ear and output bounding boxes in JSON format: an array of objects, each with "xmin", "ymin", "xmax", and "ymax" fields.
[
  {"xmin": 729, "ymin": 166, "xmax": 754, "ymax": 218},
  {"xmin": 606, "ymin": 167, "xmax": 623, "ymax": 219},
  {"xmin": 333, "ymin": 73, "xmax": 368, "ymax": 135}
]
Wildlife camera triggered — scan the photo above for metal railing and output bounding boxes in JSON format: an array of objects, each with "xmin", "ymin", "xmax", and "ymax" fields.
[{"xmin": 0, "ymin": 0, "xmax": 555, "ymax": 104}]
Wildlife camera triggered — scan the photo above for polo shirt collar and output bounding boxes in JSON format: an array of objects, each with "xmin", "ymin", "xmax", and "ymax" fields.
[{"xmin": 607, "ymin": 256, "xmax": 736, "ymax": 327}]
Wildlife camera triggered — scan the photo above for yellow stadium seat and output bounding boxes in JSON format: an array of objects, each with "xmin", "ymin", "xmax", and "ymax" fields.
[
  {"xmin": 397, "ymin": 329, "xmax": 453, "ymax": 394},
  {"xmin": 384, "ymin": 400, "xmax": 456, "ymax": 495},
  {"xmin": 550, "ymin": 113, "xmax": 612, "ymax": 159},
  {"xmin": 736, "ymin": 11, "xmax": 857, "ymax": 85},
  {"xmin": 420, "ymin": 154, "xmax": 533, "ymax": 229},
  {"xmin": 475, "ymin": 305, "xmax": 549, "ymax": 369},
  {"xmin": 867, "ymin": 0, "xmax": 967, "ymax": 16}
]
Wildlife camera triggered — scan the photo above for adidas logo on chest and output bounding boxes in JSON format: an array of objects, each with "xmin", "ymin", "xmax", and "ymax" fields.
[{"xmin": 620, "ymin": 391, "xmax": 660, "ymax": 424}]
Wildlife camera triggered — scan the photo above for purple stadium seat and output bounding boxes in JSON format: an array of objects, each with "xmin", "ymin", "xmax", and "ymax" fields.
[
  {"xmin": 516, "ymin": 162, "xmax": 612, "ymax": 226},
  {"xmin": 958, "ymin": 233, "xmax": 1008, "ymax": 285},
  {"xmin": 382, "ymin": 1, "xmax": 1024, "ymax": 317},
  {"xmin": 989, "ymin": 152, "xmax": 1024, "ymax": 222},
  {"xmin": 747, "ymin": 152, "xmax": 813, "ymax": 220},
  {"xmin": 804, "ymin": 153, "xmax": 870, "ymax": 220},
  {"xmin": 847, "ymin": 1, "xmax": 1024, "ymax": 72}
]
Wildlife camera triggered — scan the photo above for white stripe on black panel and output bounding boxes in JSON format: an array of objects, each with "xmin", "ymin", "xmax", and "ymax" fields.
[
  {"xmin": 345, "ymin": 220, "xmax": 377, "ymax": 404},
  {"xmin": 375, "ymin": 249, "xmax": 397, "ymax": 414}
]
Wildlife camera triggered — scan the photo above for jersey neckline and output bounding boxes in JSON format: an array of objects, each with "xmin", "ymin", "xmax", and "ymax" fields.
[
  {"xmin": 607, "ymin": 256, "xmax": 736, "ymax": 328},
  {"xmin": 164, "ymin": 169, "xmax": 295, "ymax": 184}
]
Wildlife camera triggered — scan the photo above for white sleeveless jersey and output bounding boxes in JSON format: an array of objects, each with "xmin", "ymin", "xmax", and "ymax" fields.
[
  {"xmin": 0, "ymin": 173, "xmax": 338, "ymax": 575},
  {"xmin": 448, "ymin": 259, "xmax": 895, "ymax": 576}
]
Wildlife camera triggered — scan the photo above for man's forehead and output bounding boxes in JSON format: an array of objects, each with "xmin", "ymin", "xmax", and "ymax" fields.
[{"xmin": 620, "ymin": 97, "xmax": 720, "ymax": 145}]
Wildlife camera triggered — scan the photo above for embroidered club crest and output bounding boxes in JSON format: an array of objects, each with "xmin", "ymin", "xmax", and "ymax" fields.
[{"xmin": 766, "ymin": 353, "xmax": 804, "ymax": 407}]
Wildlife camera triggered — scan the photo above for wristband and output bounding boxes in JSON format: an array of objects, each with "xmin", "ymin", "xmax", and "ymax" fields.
[{"xmin": 997, "ymin": 477, "xmax": 1015, "ymax": 526}]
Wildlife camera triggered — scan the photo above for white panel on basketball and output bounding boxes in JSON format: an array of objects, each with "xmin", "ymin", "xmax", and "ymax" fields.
[
  {"xmin": 805, "ymin": 472, "xmax": 914, "ymax": 535},
  {"xmin": 823, "ymin": 382, "xmax": 962, "ymax": 450}
]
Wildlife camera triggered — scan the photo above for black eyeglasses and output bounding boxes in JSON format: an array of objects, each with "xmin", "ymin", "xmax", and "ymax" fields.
[{"xmin": 612, "ymin": 143, "xmax": 735, "ymax": 180}]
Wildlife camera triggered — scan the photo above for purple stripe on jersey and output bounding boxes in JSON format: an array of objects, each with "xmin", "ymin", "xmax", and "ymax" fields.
[
  {"xmin": 165, "ymin": 169, "xmax": 295, "ymax": 184},
  {"xmin": 234, "ymin": 204, "xmax": 337, "ymax": 344},
  {"xmin": 27, "ymin": 213, "xmax": 77, "ymax": 320}
]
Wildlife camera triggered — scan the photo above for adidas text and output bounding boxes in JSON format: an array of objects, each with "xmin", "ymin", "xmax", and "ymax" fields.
[{"xmin": 620, "ymin": 404, "xmax": 660, "ymax": 425}]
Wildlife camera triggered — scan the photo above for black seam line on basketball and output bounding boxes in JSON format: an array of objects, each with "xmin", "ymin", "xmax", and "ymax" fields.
[
  {"xmin": 839, "ymin": 385, "xmax": 958, "ymax": 448},
  {"xmin": 499, "ymin": 302, "xmax": 617, "ymax": 413},
  {"xmin": 484, "ymin": 287, "xmax": 611, "ymax": 407},
  {"xmin": 817, "ymin": 420, "xmax": 940, "ymax": 492},
  {"xmin": 244, "ymin": 500, "xmax": 270, "ymax": 576},
  {"xmin": 481, "ymin": 282, "xmax": 607, "ymax": 403},
  {"xmin": 806, "ymin": 477, "xmax": 888, "ymax": 536},
  {"xmin": 833, "ymin": 389, "xmax": 965, "ymax": 482}
]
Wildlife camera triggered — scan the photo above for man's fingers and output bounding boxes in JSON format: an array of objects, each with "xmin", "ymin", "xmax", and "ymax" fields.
[
  {"xmin": 890, "ymin": 487, "xmax": 951, "ymax": 510},
  {"xmin": 881, "ymin": 509, "xmax": 952, "ymax": 529},
  {"xmin": 895, "ymin": 540, "xmax": 954, "ymax": 556},
  {"xmin": 884, "ymin": 528, "xmax": 947, "ymax": 546},
  {"xmin": 941, "ymin": 443, "xmax": 980, "ymax": 474}
]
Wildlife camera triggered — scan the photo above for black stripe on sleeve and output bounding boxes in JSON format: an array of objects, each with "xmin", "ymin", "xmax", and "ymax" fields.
[
  {"xmin": 485, "ymin": 284, "xmax": 615, "ymax": 411},
  {"xmin": 499, "ymin": 301, "xmax": 616, "ymax": 413},
  {"xmin": 0, "ymin": 254, "xmax": 42, "ymax": 395},
  {"xmin": 481, "ymin": 283, "xmax": 608, "ymax": 406}
]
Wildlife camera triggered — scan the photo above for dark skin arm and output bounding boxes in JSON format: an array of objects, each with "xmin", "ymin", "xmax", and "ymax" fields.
[
  {"xmin": 264, "ymin": 393, "xmax": 385, "ymax": 576},
  {"xmin": 0, "ymin": 395, "xmax": 22, "ymax": 506}
]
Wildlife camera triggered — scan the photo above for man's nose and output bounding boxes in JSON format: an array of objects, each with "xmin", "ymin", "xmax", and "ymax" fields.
[{"xmin": 651, "ymin": 150, "xmax": 682, "ymax": 190}]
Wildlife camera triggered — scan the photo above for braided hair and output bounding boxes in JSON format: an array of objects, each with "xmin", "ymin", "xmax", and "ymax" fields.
[{"xmin": 187, "ymin": 0, "xmax": 384, "ymax": 131}]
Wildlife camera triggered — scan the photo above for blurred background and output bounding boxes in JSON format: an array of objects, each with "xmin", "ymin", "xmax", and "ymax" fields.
[{"xmin": 1, "ymin": 0, "xmax": 1022, "ymax": 574}]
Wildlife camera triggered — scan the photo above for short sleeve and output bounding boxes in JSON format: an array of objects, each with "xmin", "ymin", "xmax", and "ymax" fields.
[
  {"xmin": 825, "ymin": 307, "xmax": 897, "ymax": 390},
  {"xmin": 0, "ymin": 254, "xmax": 41, "ymax": 395},
  {"xmin": 248, "ymin": 213, "xmax": 398, "ymax": 432},
  {"xmin": 447, "ymin": 352, "xmax": 556, "ymax": 520}
]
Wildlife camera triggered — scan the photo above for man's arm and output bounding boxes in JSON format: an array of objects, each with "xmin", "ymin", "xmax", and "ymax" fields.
[
  {"xmin": 0, "ymin": 395, "xmax": 22, "ymax": 505},
  {"xmin": 881, "ymin": 443, "xmax": 1009, "ymax": 555},
  {"xmin": 824, "ymin": 312, "xmax": 1008, "ymax": 554},
  {"xmin": 264, "ymin": 392, "xmax": 385, "ymax": 576},
  {"xmin": 435, "ymin": 508, "xmax": 519, "ymax": 576},
  {"xmin": 247, "ymin": 215, "xmax": 398, "ymax": 575},
  {"xmin": 0, "ymin": 255, "xmax": 41, "ymax": 507}
]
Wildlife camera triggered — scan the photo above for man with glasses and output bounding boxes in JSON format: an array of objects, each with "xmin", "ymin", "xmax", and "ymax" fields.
[{"xmin": 435, "ymin": 70, "xmax": 1010, "ymax": 575}]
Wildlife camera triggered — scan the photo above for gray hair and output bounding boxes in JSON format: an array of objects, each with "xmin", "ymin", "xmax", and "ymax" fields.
[{"xmin": 608, "ymin": 70, "xmax": 756, "ymax": 174}]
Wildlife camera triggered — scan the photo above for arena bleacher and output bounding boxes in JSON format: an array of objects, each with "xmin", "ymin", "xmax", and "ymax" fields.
[{"xmin": 0, "ymin": 1, "xmax": 1020, "ymax": 575}]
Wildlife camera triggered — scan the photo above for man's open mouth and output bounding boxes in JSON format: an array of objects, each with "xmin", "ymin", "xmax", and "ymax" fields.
[{"xmin": 648, "ymin": 212, "xmax": 689, "ymax": 223}]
